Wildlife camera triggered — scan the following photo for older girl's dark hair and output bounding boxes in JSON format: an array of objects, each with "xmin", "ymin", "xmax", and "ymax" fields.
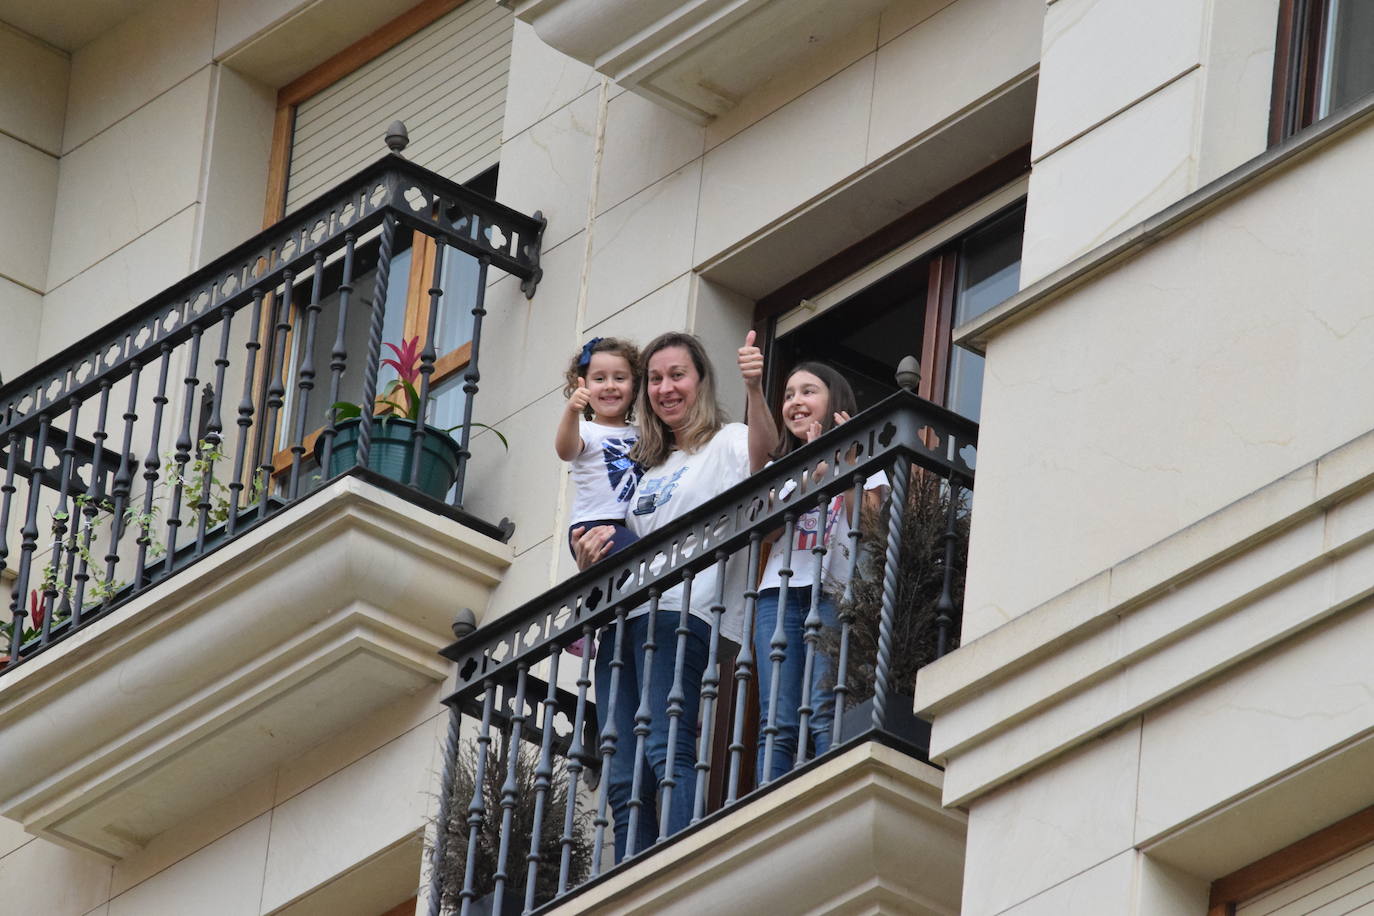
[
  {"xmin": 630, "ymin": 332, "xmax": 728, "ymax": 468},
  {"xmin": 562, "ymin": 337, "xmax": 641, "ymax": 421},
  {"xmin": 773, "ymin": 361, "xmax": 859, "ymax": 460}
]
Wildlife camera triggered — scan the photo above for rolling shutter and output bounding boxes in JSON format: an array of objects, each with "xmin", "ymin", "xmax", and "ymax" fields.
[
  {"xmin": 284, "ymin": 0, "xmax": 512, "ymax": 213},
  {"xmin": 1237, "ymin": 840, "xmax": 1374, "ymax": 915}
]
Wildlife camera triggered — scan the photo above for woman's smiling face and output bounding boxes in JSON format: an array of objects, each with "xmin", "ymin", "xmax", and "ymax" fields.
[{"xmin": 646, "ymin": 345, "xmax": 700, "ymax": 430}]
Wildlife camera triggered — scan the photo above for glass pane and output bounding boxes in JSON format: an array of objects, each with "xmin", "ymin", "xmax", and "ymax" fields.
[
  {"xmin": 434, "ymin": 247, "xmax": 481, "ymax": 356},
  {"xmin": 949, "ymin": 204, "xmax": 1025, "ymax": 422},
  {"xmin": 1322, "ymin": 0, "xmax": 1374, "ymax": 116},
  {"xmin": 428, "ymin": 371, "xmax": 469, "ymax": 433}
]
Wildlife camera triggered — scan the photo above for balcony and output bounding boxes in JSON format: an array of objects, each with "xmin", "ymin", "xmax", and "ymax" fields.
[
  {"xmin": 0, "ymin": 150, "xmax": 545, "ymax": 859},
  {"xmin": 433, "ymin": 390, "xmax": 975, "ymax": 914}
]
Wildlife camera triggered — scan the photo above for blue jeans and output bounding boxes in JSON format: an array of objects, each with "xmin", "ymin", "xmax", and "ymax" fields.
[
  {"xmin": 594, "ymin": 611, "xmax": 710, "ymax": 862},
  {"xmin": 754, "ymin": 585, "xmax": 838, "ymax": 783}
]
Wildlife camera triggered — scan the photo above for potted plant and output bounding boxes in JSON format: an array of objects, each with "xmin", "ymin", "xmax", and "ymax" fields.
[
  {"xmin": 433, "ymin": 737, "xmax": 593, "ymax": 915},
  {"xmin": 825, "ymin": 470, "xmax": 970, "ymax": 749},
  {"xmin": 322, "ymin": 337, "xmax": 505, "ymax": 500}
]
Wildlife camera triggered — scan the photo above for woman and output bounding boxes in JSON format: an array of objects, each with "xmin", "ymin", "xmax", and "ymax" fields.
[{"xmin": 571, "ymin": 330, "xmax": 775, "ymax": 862}]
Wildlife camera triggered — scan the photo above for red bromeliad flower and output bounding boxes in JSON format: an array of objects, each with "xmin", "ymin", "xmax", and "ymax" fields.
[
  {"xmin": 379, "ymin": 337, "xmax": 424, "ymax": 420},
  {"xmin": 29, "ymin": 589, "xmax": 42, "ymax": 631}
]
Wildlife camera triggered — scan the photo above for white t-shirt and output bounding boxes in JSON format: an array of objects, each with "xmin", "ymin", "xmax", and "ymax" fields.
[
  {"xmin": 625, "ymin": 423, "xmax": 752, "ymax": 641},
  {"xmin": 757, "ymin": 469, "xmax": 889, "ymax": 595},
  {"xmin": 569, "ymin": 419, "xmax": 640, "ymax": 524}
]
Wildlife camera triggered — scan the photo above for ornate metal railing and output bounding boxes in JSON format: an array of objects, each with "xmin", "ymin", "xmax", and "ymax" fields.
[
  {"xmin": 0, "ymin": 146, "xmax": 544, "ymax": 673},
  {"xmin": 430, "ymin": 389, "xmax": 976, "ymax": 915}
]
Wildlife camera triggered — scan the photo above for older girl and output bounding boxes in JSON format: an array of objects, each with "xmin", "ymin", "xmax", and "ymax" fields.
[
  {"xmin": 755, "ymin": 363, "xmax": 887, "ymax": 782},
  {"xmin": 572, "ymin": 330, "xmax": 775, "ymax": 862}
]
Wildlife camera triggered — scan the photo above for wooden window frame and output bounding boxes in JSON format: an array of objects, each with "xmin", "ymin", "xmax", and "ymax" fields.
[
  {"xmin": 1208, "ymin": 804, "xmax": 1374, "ymax": 915},
  {"xmin": 754, "ymin": 146, "xmax": 1030, "ymax": 413},
  {"xmin": 1270, "ymin": 0, "xmax": 1330, "ymax": 145},
  {"xmin": 259, "ymin": 0, "xmax": 482, "ymax": 477}
]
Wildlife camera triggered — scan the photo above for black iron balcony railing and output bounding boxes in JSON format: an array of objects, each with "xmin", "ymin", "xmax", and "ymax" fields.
[
  {"xmin": 0, "ymin": 149, "xmax": 544, "ymax": 673},
  {"xmin": 431, "ymin": 389, "xmax": 976, "ymax": 915}
]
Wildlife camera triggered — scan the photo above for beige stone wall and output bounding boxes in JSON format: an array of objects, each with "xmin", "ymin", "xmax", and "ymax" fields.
[
  {"xmin": 1021, "ymin": 0, "xmax": 1280, "ymax": 286},
  {"xmin": 0, "ymin": 689, "xmax": 442, "ymax": 916},
  {"xmin": 0, "ymin": 23, "xmax": 65, "ymax": 383}
]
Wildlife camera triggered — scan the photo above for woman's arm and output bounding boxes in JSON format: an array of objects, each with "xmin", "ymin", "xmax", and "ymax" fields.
[
  {"xmin": 738, "ymin": 330, "xmax": 778, "ymax": 472},
  {"xmin": 555, "ymin": 379, "xmax": 590, "ymax": 461}
]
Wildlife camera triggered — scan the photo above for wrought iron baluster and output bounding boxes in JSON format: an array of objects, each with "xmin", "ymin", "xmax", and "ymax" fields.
[
  {"xmin": 761, "ymin": 514, "xmax": 796, "ymax": 784},
  {"xmin": 288, "ymin": 252, "xmax": 325, "ymax": 499},
  {"xmin": 70, "ymin": 380, "xmax": 112, "ymax": 625},
  {"xmin": 131, "ymin": 346, "xmax": 172, "ymax": 591},
  {"xmin": 658, "ymin": 571, "xmax": 694, "ymax": 839},
  {"xmin": 258, "ymin": 273, "xmax": 294, "ymax": 520},
  {"xmin": 693, "ymin": 550, "xmax": 730, "ymax": 821},
  {"xmin": 354, "ymin": 213, "xmax": 398, "ymax": 470},
  {"xmin": 796, "ymin": 501, "xmax": 830, "ymax": 765},
  {"xmin": 451, "ymin": 256, "xmax": 489, "ymax": 508},
  {"xmin": 727, "ymin": 532, "xmax": 763, "ymax": 803},
  {"xmin": 163, "ymin": 325, "xmax": 204, "ymax": 573},
  {"xmin": 1, "ymin": 431, "xmax": 21, "ymax": 660},
  {"xmin": 524, "ymin": 649, "xmax": 561, "ymax": 913},
  {"xmin": 11, "ymin": 417, "xmax": 51, "ymax": 651},
  {"xmin": 106, "ymin": 361, "xmax": 144, "ymax": 605},
  {"xmin": 623, "ymin": 590, "xmax": 660, "ymax": 858},
  {"xmin": 871, "ymin": 455, "xmax": 912, "ymax": 731},
  {"xmin": 935, "ymin": 473, "xmax": 960, "ymax": 659},
  {"xmin": 197, "ymin": 307, "xmax": 234, "ymax": 550},
  {"xmin": 41, "ymin": 398, "xmax": 82, "ymax": 644},
  {"xmin": 228, "ymin": 291, "xmax": 264, "ymax": 537},
  {"xmin": 459, "ymin": 683, "xmax": 497, "ymax": 916},
  {"xmin": 590, "ymin": 606, "xmax": 628, "ymax": 874},
  {"xmin": 408, "ymin": 238, "xmax": 446, "ymax": 488},
  {"xmin": 558, "ymin": 621, "xmax": 596, "ymax": 895},
  {"xmin": 429, "ymin": 699, "xmax": 463, "ymax": 916},
  {"xmin": 831, "ymin": 473, "xmax": 866, "ymax": 748},
  {"xmin": 491, "ymin": 664, "xmax": 529, "ymax": 915},
  {"xmin": 318, "ymin": 234, "xmax": 355, "ymax": 475}
]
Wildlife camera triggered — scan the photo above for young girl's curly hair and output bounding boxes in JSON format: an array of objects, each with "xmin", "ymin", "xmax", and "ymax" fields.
[{"xmin": 562, "ymin": 337, "xmax": 641, "ymax": 421}]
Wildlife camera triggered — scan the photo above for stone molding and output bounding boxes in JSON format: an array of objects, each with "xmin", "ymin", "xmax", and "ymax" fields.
[
  {"xmin": 501, "ymin": 0, "xmax": 893, "ymax": 122},
  {"xmin": 916, "ymin": 424, "xmax": 1374, "ymax": 808},
  {"xmin": 554, "ymin": 742, "xmax": 965, "ymax": 915}
]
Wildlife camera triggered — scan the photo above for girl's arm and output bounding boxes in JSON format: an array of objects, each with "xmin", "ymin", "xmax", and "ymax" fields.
[
  {"xmin": 738, "ymin": 331, "xmax": 778, "ymax": 472},
  {"xmin": 555, "ymin": 378, "xmax": 590, "ymax": 461}
]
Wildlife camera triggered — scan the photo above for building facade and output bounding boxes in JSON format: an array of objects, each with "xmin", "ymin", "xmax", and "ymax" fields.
[{"xmin": 0, "ymin": 0, "xmax": 1370, "ymax": 914}]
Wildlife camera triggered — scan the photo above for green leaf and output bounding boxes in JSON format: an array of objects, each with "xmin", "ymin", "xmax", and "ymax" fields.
[{"xmin": 331, "ymin": 401, "xmax": 363, "ymax": 421}]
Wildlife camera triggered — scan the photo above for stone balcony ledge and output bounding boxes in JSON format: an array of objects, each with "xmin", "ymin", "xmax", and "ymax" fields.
[{"xmin": 0, "ymin": 476, "xmax": 511, "ymax": 860}]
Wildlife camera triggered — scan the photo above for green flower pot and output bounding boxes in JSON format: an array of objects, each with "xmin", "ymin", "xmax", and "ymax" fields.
[{"xmin": 319, "ymin": 416, "xmax": 463, "ymax": 500}]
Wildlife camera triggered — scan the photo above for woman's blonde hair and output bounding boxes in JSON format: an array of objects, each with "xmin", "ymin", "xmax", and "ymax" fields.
[
  {"xmin": 561, "ymin": 337, "xmax": 641, "ymax": 421},
  {"xmin": 630, "ymin": 332, "xmax": 729, "ymax": 468}
]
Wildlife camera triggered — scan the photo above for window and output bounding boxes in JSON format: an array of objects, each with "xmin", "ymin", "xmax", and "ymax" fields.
[
  {"xmin": 256, "ymin": 0, "xmax": 511, "ymax": 479},
  {"xmin": 1271, "ymin": 0, "xmax": 1374, "ymax": 143},
  {"xmin": 766, "ymin": 200, "xmax": 1025, "ymax": 427}
]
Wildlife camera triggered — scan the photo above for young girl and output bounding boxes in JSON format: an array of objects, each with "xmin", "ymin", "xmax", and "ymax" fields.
[
  {"xmin": 555, "ymin": 337, "xmax": 643, "ymax": 558},
  {"xmin": 754, "ymin": 362, "xmax": 887, "ymax": 783}
]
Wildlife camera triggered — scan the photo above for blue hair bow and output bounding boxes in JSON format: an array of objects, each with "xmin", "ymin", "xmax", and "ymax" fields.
[{"xmin": 577, "ymin": 337, "xmax": 604, "ymax": 369}]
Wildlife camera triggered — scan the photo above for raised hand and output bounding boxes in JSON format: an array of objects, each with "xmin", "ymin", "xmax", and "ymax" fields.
[
  {"xmin": 567, "ymin": 376, "xmax": 591, "ymax": 414},
  {"xmin": 738, "ymin": 329, "xmax": 764, "ymax": 391}
]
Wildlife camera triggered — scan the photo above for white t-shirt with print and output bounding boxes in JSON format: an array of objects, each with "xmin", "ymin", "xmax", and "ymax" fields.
[
  {"xmin": 757, "ymin": 469, "xmax": 889, "ymax": 595},
  {"xmin": 624, "ymin": 423, "xmax": 751, "ymax": 641},
  {"xmin": 569, "ymin": 419, "xmax": 640, "ymax": 524}
]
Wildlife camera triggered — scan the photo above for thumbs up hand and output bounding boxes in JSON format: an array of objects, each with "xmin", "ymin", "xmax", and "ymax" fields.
[
  {"xmin": 567, "ymin": 377, "xmax": 592, "ymax": 414},
  {"xmin": 738, "ymin": 329, "xmax": 764, "ymax": 392}
]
